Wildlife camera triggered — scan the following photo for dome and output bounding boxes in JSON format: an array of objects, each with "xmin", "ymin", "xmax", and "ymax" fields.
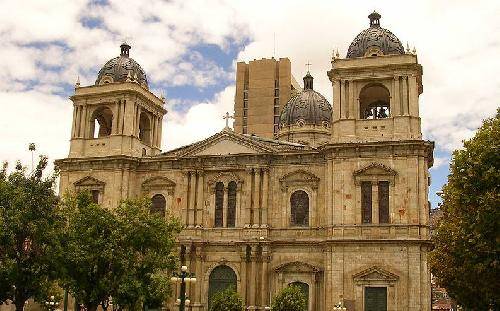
[
  {"xmin": 279, "ymin": 73, "xmax": 332, "ymax": 127},
  {"xmin": 346, "ymin": 12, "xmax": 404, "ymax": 58},
  {"xmin": 95, "ymin": 43, "xmax": 148, "ymax": 88}
]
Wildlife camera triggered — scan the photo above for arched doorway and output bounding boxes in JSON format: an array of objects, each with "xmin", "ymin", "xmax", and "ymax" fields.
[
  {"xmin": 208, "ymin": 265, "xmax": 237, "ymax": 308},
  {"xmin": 289, "ymin": 281, "xmax": 309, "ymax": 310}
]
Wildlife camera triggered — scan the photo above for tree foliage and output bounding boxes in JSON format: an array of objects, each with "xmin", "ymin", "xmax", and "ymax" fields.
[
  {"xmin": 429, "ymin": 109, "xmax": 500, "ymax": 309},
  {"xmin": 271, "ymin": 285, "xmax": 307, "ymax": 311},
  {"xmin": 209, "ymin": 287, "xmax": 244, "ymax": 311},
  {"xmin": 56, "ymin": 193, "xmax": 181, "ymax": 311},
  {"xmin": 0, "ymin": 157, "xmax": 61, "ymax": 311}
]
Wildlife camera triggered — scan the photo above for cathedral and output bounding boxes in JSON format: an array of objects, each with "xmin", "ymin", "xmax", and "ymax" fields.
[{"xmin": 56, "ymin": 12, "xmax": 434, "ymax": 311}]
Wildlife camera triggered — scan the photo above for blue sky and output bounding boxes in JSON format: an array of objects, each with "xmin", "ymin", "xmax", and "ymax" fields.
[{"xmin": 0, "ymin": 0, "xmax": 498, "ymax": 209}]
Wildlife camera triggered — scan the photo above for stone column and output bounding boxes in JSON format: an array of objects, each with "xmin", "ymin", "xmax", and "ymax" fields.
[
  {"xmin": 340, "ymin": 80, "xmax": 347, "ymax": 119},
  {"xmin": 196, "ymin": 171, "xmax": 204, "ymax": 227},
  {"xmin": 310, "ymin": 273, "xmax": 317, "ymax": 311},
  {"xmin": 261, "ymin": 247, "xmax": 270, "ymax": 308},
  {"xmin": 71, "ymin": 106, "xmax": 78, "ymax": 138},
  {"xmin": 333, "ymin": 79, "xmax": 341, "ymax": 120},
  {"xmin": 254, "ymin": 168, "xmax": 261, "ymax": 227},
  {"xmin": 79, "ymin": 105, "xmax": 87, "ymax": 138},
  {"xmin": 240, "ymin": 246, "xmax": 248, "ymax": 305},
  {"xmin": 249, "ymin": 245, "xmax": 258, "ymax": 307},
  {"xmin": 135, "ymin": 106, "xmax": 142, "ymax": 136},
  {"xmin": 244, "ymin": 169, "xmax": 253, "ymax": 227},
  {"xmin": 408, "ymin": 74, "xmax": 419, "ymax": 116},
  {"xmin": 348, "ymin": 80, "xmax": 355, "ymax": 119},
  {"xmin": 401, "ymin": 76, "xmax": 409, "ymax": 116},
  {"xmin": 187, "ymin": 171, "xmax": 196, "ymax": 227},
  {"xmin": 158, "ymin": 116, "xmax": 163, "ymax": 147},
  {"xmin": 261, "ymin": 168, "xmax": 269, "ymax": 227},
  {"xmin": 195, "ymin": 246, "xmax": 204, "ymax": 306},
  {"xmin": 392, "ymin": 76, "xmax": 401, "ymax": 116}
]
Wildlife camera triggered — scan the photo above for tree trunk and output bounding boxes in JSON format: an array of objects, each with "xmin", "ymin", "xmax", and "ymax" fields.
[{"xmin": 15, "ymin": 300, "xmax": 25, "ymax": 311}]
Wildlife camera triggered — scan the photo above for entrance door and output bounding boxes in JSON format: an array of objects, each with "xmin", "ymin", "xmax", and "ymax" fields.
[
  {"xmin": 289, "ymin": 281, "xmax": 309, "ymax": 310},
  {"xmin": 208, "ymin": 265, "xmax": 237, "ymax": 308},
  {"xmin": 364, "ymin": 287, "xmax": 387, "ymax": 311}
]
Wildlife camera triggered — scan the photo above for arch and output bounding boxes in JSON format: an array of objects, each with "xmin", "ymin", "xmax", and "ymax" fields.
[
  {"xmin": 289, "ymin": 281, "xmax": 309, "ymax": 309},
  {"xmin": 90, "ymin": 106, "xmax": 113, "ymax": 138},
  {"xmin": 208, "ymin": 265, "xmax": 237, "ymax": 309},
  {"xmin": 214, "ymin": 182, "xmax": 224, "ymax": 227},
  {"xmin": 139, "ymin": 112, "xmax": 152, "ymax": 144},
  {"xmin": 226, "ymin": 181, "xmax": 237, "ymax": 227},
  {"xmin": 290, "ymin": 190, "xmax": 309, "ymax": 226},
  {"xmin": 359, "ymin": 84, "xmax": 390, "ymax": 119},
  {"xmin": 151, "ymin": 194, "xmax": 166, "ymax": 217}
]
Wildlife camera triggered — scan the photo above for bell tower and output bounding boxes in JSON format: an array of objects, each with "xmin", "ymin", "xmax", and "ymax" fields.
[
  {"xmin": 328, "ymin": 12, "xmax": 423, "ymax": 143},
  {"xmin": 69, "ymin": 43, "xmax": 166, "ymax": 158}
]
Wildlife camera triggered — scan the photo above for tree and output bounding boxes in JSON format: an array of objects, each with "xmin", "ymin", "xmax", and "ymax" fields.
[
  {"xmin": 209, "ymin": 287, "xmax": 244, "ymax": 311},
  {"xmin": 429, "ymin": 109, "xmax": 500, "ymax": 309},
  {"xmin": 271, "ymin": 285, "xmax": 307, "ymax": 311},
  {"xmin": 56, "ymin": 193, "xmax": 181, "ymax": 311},
  {"xmin": 0, "ymin": 157, "xmax": 61, "ymax": 311}
]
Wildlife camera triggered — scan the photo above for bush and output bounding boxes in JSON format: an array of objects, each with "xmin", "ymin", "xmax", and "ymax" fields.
[
  {"xmin": 209, "ymin": 287, "xmax": 244, "ymax": 311},
  {"xmin": 271, "ymin": 285, "xmax": 307, "ymax": 311}
]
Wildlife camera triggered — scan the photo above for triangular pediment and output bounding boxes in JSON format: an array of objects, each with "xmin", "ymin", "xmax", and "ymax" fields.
[
  {"xmin": 74, "ymin": 176, "xmax": 105, "ymax": 187},
  {"xmin": 274, "ymin": 261, "xmax": 322, "ymax": 273},
  {"xmin": 164, "ymin": 129, "xmax": 276, "ymax": 158},
  {"xmin": 280, "ymin": 170, "xmax": 320, "ymax": 183},
  {"xmin": 353, "ymin": 266, "xmax": 399, "ymax": 282},
  {"xmin": 353, "ymin": 163, "xmax": 397, "ymax": 177}
]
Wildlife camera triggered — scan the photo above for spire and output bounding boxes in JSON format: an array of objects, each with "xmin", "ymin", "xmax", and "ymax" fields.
[
  {"xmin": 303, "ymin": 72, "xmax": 314, "ymax": 90},
  {"xmin": 368, "ymin": 11, "xmax": 381, "ymax": 27},
  {"xmin": 120, "ymin": 42, "xmax": 131, "ymax": 57}
]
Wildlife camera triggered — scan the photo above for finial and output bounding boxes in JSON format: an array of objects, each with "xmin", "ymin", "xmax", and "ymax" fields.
[
  {"xmin": 126, "ymin": 70, "xmax": 133, "ymax": 82},
  {"xmin": 336, "ymin": 49, "xmax": 340, "ymax": 58},
  {"xmin": 412, "ymin": 46, "xmax": 417, "ymax": 55},
  {"xmin": 223, "ymin": 112, "xmax": 234, "ymax": 130},
  {"xmin": 160, "ymin": 92, "xmax": 165, "ymax": 102},
  {"xmin": 75, "ymin": 75, "xmax": 80, "ymax": 88},
  {"xmin": 406, "ymin": 42, "xmax": 411, "ymax": 53},
  {"xmin": 368, "ymin": 11, "xmax": 381, "ymax": 27},
  {"xmin": 120, "ymin": 42, "xmax": 131, "ymax": 57},
  {"xmin": 305, "ymin": 61, "xmax": 312, "ymax": 73}
]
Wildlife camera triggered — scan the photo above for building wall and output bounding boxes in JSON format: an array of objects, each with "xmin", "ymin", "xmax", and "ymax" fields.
[{"xmin": 234, "ymin": 58, "xmax": 297, "ymax": 138}]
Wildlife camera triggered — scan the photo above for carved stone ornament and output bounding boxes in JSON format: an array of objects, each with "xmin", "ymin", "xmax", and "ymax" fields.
[
  {"xmin": 352, "ymin": 266, "xmax": 399, "ymax": 285},
  {"xmin": 279, "ymin": 170, "xmax": 320, "ymax": 192},
  {"xmin": 274, "ymin": 261, "xmax": 322, "ymax": 274},
  {"xmin": 74, "ymin": 176, "xmax": 105, "ymax": 191},
  {"xmin": 141, "ymin": 176, "xmax": 176, "ymax": 195},
  {"xmin": 353, "ymin": 162, "xmax": 397, "ymax": 185}
]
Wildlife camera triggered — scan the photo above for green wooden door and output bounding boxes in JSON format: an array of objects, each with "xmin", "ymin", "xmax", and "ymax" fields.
[
  {"xmin": 208, "ymin": 265, "xmax": 237, "ymax": 308},
  {"xmin": 364, "ymin": 287, "xmax": 387, "ymax": 311}
]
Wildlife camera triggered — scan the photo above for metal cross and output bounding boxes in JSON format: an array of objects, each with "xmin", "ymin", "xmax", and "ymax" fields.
[
  {"xmin": 305, "ymin": 61, "xmax": 312, "ymax": 72},
  {"xmin": 223, "ymin": 112, "xmax": 234, "ymax": 128}
]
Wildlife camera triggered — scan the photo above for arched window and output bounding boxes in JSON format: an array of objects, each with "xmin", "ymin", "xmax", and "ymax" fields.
[
  {"xmin": 289, "ymin": 281, "xmax": 309, "ymax": 309},
  {"xmin": 226, "ymin": 181, "xmax": 237, "ymax": 227},
  {"xmin": 290, "ymin": 190, "xmax": 309, "ymax": 226},
  {"xmin": 91, "ymin": 106, "xmax": 113, "ymax": 138},
  {"xmin": 151, "ymin": 194, "xmax": 166, "ymax": 217},
  {"xmin": 359, "ymin": 84, "xmax": 390, "ymax": 119},
  {"xmin": 208, "ymin": 265, "xmax": 237, "ymax": 309},
  {"xmin": 139, "ymin": 112, "xmax": 151, "ymax": 144},
  {"xmin": 214, "ymin": 182, "xmax": 224, "ymax": 227}
]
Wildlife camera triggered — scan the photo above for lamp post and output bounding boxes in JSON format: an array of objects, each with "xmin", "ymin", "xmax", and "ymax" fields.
[
  {"xmin": 333, "ymin": 295, "xmax": 347, "ymax": 311},
  {"xmin": 171, "ymin": 265, "xmax": 196, "ymax": 311}
]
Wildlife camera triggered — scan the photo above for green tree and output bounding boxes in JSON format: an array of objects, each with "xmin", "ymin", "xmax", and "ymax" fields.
[
  {"xmin": 209, "ymin": 287, "xmax": 244, "ymax": 311},
  {"xmin": 271, "ymin": 285, "xmax": 307, "ymax": 311},
  {"xmin": 56, "ymin": 193, "xmax": 181, "ymax": 311},
  {"xmin": 429, "ymin": 109, "xmax": 500, "ymax": 309},
  {"xmin": 0, "ymin": 157, "xmax": 61, "ymax": 311}
]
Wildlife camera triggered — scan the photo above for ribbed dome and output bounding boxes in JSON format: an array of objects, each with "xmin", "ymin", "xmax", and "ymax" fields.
[
  {"xmin": 279, "ymin": 73, "xmax": 332, "ymax": 127},
  {"xmin": 346, "ymin": 12, "xmax": 404, "ymax": 58},
  {"xmin": 95, "ymin": 43, "xmax": 148, "ymax": 88}
]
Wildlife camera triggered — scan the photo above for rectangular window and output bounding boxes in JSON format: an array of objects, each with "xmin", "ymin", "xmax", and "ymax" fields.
[
  {"xmin": 274, "ymin": 98, "xmax": 279, "ymax": 105},
  {"xmin": 274, "ymin": 124, "xmax": 279, "ymax": 133},
  {"xmin": 243, "ymin": 110, "xmax": 247, "ymax": 117},
  {"xmin": 275, "ymin": 79, "xmax": 279, "ymax": 88},
  {"xmin": 361, "ymin": 181, "xmax": 372, "ymax": 223},
  {"xmin": 364, "ymin": 287, "xmax": 387, "ymax": 311},
  {"xmin": 91, "ymin": 190, "xmax": 100, "ymax": 204},
  {"xmin": 243, "ymin": 91, "xmax": 248, "ymax": 99},
  {"xmin": 243, "ymin": 99, "xmax": 248, "ymax": 108},
  {"xmin": 274, "ymin": 116, "xmax": 280, "ymax": 124},
  {"xmin": 243, "ymin": 126, "xmax": 247, "ymax": 134},
  {"xmin": 378, "ymin": 181, "xmax": 390, "ymax": 223},
  {"xmin": 274, "ymin": 89, "xmax": 279, "ymax": 97},
  {"xmin": 274, "ymin": 106, "xmax": 280, "ymax": 115}
]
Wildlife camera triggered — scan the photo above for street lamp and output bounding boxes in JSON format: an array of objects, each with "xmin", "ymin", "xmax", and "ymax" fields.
[
  {"xmin": 333, "ymin": 295, "xmax": 347, "ymax": 311},
  {"xmin": 45, "ymin": 295, "xmax": 60, "ymax": 311},
  {"xmin": 171, "ymin": 265, "xmax": 196, "ymax": 311}
]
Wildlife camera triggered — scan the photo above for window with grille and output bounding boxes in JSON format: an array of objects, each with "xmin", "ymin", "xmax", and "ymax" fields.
[
  {"xmin": 378, "ymin": 181, "xmax": 389, "ymax": 223},
  {"xmin": 361, "ymin": 181, "xmax": 372, "ymax": 223},
  {"xmin": 227, "ymin": 181, "xmax": 237, "ymax": 227},
  {"xmin": 290, "ymin": 190, "xmax": 309, "ymax": 226},
  {"xmin": 151, "ymin": 194, "xmax": 166, "ymax": 217},
  {"xmin": 215, "ymin": 182, "xmax": 224, "ymax": 227}
]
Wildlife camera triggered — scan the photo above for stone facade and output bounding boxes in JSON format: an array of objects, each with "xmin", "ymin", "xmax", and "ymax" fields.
[{"xmin": 55, "ymin": 12, "xmax": 434, "ymax": 311}]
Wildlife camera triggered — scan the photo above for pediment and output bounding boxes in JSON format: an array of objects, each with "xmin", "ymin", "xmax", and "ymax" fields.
[
  {"xmin": 141, "ymin": 176, "xmax": 176, "ymax": 192},
  {"xmin": 274, "ymin": 261, "xmax": 322, "ymax": 273},
  {"xmin": 353, "ymin": 266, "xmax": 399, "ymax": 283},
  {"xmin": 279, "ymin": 170, "xmax": 320, "ymax": 191},
  {"xmin": 169, "ymin": 130, "xmax": 275, "ymax": 158},
  {"xmin": 74, "ymin": 176, "xmax": 105, "ymax": 187},
  {"xmin": 353, "ymin": 163, "xmax": 397, "ymax": 177}
]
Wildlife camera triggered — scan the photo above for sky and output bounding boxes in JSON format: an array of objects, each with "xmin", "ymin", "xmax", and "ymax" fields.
[{"xmin": 0, "ymin": 0, "xmax": 498, "ymax": 208}]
